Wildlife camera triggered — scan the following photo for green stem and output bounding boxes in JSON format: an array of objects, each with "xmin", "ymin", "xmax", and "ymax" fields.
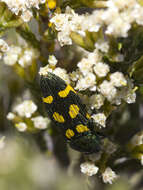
[{"xmin": 16, "ymin": 24, "xmax": 40, "ymax": 50}]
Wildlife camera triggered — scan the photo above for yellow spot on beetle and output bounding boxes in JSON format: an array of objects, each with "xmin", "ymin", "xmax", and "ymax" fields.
[
  {"xmin": 66, "ymin": 129, "xmax": 75, "ymax": 139},
  {"xmin": 86, "ymin": 113, "xmax": 91, "ymax": 119},
  {"xmin": 69, "ymin": 104, "xmax": 79, "ymax": 119},
  {"xmin": 47, "ymin": 0, "xmax": 56, "ymax": 9},
  {"xmin": 76, "ymin": 124, "xmax": 89, "ymax": 133},
  {"xmin": 53, "ymin": 112, "xmax": 65, "ymax": 123},
  {"xmin": 42, "ymin": 96, "xmax": 53, "ymax": 104},
  {"xmin": 58, "ymin": 85, "xmax": 76, "ymax": 98}
]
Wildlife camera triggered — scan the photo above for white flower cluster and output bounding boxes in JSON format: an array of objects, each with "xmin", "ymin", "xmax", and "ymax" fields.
[
  {"xmin": 1, "ymin": 0, "xmax": 46, "ymax": 22},
  {"xmin": 50, "ymin": 1, "xmax": 143, "ymax": 46},
  {"xmin": 0, "ymin": 39, "xmax": 9, "ymax": 59},
  {"xmin": 3, "ymin": 45, "xmax": 39, "ymax": 67},
  {"xmin": 39, "ymin": 55, "xmax": 70, "ymax": 84},
  {"xmin": 7, "ymin": 100, "xmax": 50, "ymax": 132},
  {"xmin": 69, "ymin": 49, "xmax": 136, "ymax": 111},
  {"xmin": 50, "ymin": 7, "xmax": 85, "ymax": 46},
  {"xmin": 80, "ymin": 162, "xmax": 118, "ymax": 184}
]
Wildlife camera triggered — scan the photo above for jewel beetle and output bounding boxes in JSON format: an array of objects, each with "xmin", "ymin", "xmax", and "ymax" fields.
[{"xmin": 40, "ymin": 72, "xmax": 101, "ymax": 154}]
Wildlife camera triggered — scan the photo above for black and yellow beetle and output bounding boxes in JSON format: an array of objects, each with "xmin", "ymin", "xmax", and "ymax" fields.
[{"xmin": 40, "ymin": 72, "xmax": 101, "ymax": 154}]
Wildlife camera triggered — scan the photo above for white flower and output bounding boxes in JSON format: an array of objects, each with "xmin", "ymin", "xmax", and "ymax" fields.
[
  {"xmin": 82, "ymin": 16, "xmax": 101, "ymax": 33},
  {"xmin": 81, "ymin": 10, "xmax": 102, "ymax": 33},
  {"xmin": 133, "ymin": 4, "xmax": 143, "ymax": 25},
  {"xmin": 7, "ymin": 112, "xmax": 15, "ymax": 120},
  {"xmin": 21, "ymin": 10, "xmax": 33, "ymax": 22},
  {"xmin": 39, "ymin": 65, "xmax": 52, "ymax": 76},
  {"xmin": 50, "ymin": 9, "xmax": 85, "ymax": 46},
  {"xmin": 105, "ymin": 17, "xmax": 131, "ymax": 37},
  {"xmin": 18, "ymin": 48, "xmax": 39, "ymax": 68},
  {"xmin": 130, "ymin": 132, "xmax": 143, "ymax": 147},
  {"xmin": 39, "ymin": 66, "xmax": 70, "ymax": 82},
  {"xmin": 90, "ymin": 94, "xmax": 105, "ymax": 109},
  {"xmin": 92, "ymin": 113, "xmax": 107, "ymax": 127},
  {"xmin": 32, "ymin": 116, "xmax": 50, "ymax": 129},
  {"xmin": 50, "ymin": 13, "xmax": 70, "ymax": 31},
  {"xmin": 48, "ymin": 55, "xmax": 57, "ymax": 67},
  {"xmin": 50, "ymin": 12, "xmax": 72, "ymax": 46},
  {"xmin": 1, "ymin": 0, "xmax": 45, "ymax": 22},
  {"xmin": 94, "ymin": 62, "xmax": 110, "ymax": 78},
  {"xmin": 107, "ymin": 0, "xmax": 136, "ymax": 10},
  {"xmin": 99, "ymin": 80, "xmax": 117, "ymax": 102},
  {"xmin": 69, "ymin": 70, "xmax": 80, "ymax": 82},
  {"xmin": 88, "ymin": 49, "xmax": 102, "ymax": 64},
  {"xmin": 14, "ymin": 100, "xmax": 37, "ymax": 118},
  {"xmin": 3, "ymin": 46, "xmax": 22, "ymax": 66},
  {"xmin": 50, "ymin": 2, "xmax": 143, "ymax": 43},
  {"xmin": 0, "ymin": 39, "xmax": 9, "ymax": 53},
  {"xmin": 102, "ymin": 167, "xmax": 118, "ymax": 184},
  {"xmin": 0, "ymin": 136, "xmax": 5, "ymax": 149},
  {"xmin": 57, "ymin": 32, "xmax": 72, "ymax": 46},
  {"xmin": 77, "ymin": 58, "xmax": 94, "ymax": 76},
  {"xmin": 80, "ymin": 162, "xmax": 99, "ymax": 176},
  {"xmin": 75, "ymin": 73, "xmax": 96, "ymax": 91},
  {"xmin": 123, "ymin": 91, "xmax": 136, "ymax": 104},
  {"xmin": 53, "ymin": 67, "xmax": 70, "ymax": 84},
  {"xmin": 15, "ymin": 122, "xmax": 27, "ymax": 132},
  {"xmin": 110, "ymin": 72, "xmax": 127, "ymax": 87}
]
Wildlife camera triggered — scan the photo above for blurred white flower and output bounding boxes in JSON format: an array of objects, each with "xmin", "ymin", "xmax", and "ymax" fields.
[
  {"xmin": 32, "ymin": 116, "xmax": 50, "ymax": 129},
  {"xmin": 123, "ymin": 91, "xmax": 136, "ymax": 104},
  {"xmin": 92, "ymin": 113, "xmax": 107, "ymax": 127},
  {"xmin": 21, "ymin": 10, "xmax": 33, "ymax": 22},
  {"xmin": 80, "ymin": 162, "xmax": 99, "ymax": 176},
  {"xmin": 48, "ymin": 55, "xmax": 57, "ymax": 67},
  {"xmin": 0, "ymin": 39, "xmax": 9, "ymax": 53},
  {"xmin": 14, "ymin": 100, "xmax": 37, "ymax": 118},
  {"xmin": 15, "ymin": 122, "xmax": 27, "ymax": 132},
  {"xmin": 18, "ymin": 48, "xmax": 39, "ymax": 68},
  {"xmin": 39, "ymin": 65, "xmax": 53, "ymax": 76},
  {"xmin": 7, "ymin": 112, "xmax": 15, "ymax": 120},
  {"xmin": 130, "ymin": 132, "xmax": 143, "ymax": 147},
  {"xmin": 3, "ymin": 46, "xmax": 22, "ymax": 66},
  {"xmin": 102, "ymin": 167, "xmax": 118, "ymax": 184}
]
